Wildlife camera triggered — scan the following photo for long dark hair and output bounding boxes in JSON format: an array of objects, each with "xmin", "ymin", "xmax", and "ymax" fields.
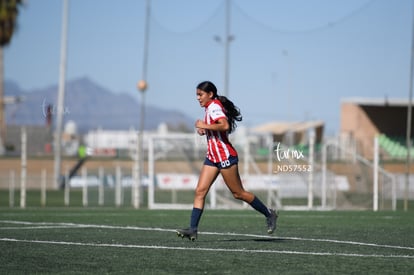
[{"xmin": 197, "ymin": 81, "xmax": 242, "ymax": 133}]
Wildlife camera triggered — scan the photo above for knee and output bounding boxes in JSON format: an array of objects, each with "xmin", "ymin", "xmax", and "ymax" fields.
[
  {"xmin": 232, "ymin": 190, "xmax": 254, "ymax": 202},
  {"xmin": 232, "ymin": 191, "xmax": 246, "ymax": 201},
  {"xmin": 195, "ymin": 186, "xmax": 208, "ymax": 199}
]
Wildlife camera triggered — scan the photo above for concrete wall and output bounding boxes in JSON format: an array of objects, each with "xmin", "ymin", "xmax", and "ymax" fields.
[{"xmin": 340, "ymin": 102, "xmax": 379, "ymax": 159}]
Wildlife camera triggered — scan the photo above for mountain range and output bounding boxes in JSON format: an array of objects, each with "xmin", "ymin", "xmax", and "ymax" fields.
[{"xmin": 4, "ymin": 77, "xmax": 194, "ymax": 133}]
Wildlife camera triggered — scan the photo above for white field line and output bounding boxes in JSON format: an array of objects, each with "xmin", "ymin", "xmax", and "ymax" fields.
[
  {"xmin": 1, "ymin": 220, "xmax": 413, "ymax": 253},
  {"xmin": 0, "ymin": 237, "xmax": 413, "ymax": 259},
  {"xmin": 0, "ymin": 226, "xmax": 84, "ymax": 230}
]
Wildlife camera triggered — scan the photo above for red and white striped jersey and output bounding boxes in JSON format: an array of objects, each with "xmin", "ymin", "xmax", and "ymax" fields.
[{"xmin": 203, "ymin": 99, "xmax": 238, "ymax": 162}]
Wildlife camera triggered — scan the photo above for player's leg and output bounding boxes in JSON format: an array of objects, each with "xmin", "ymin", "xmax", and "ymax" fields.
[
  {"xmin": 220, "ymin": 164, "xmax": 278, "ymax": 234},
  {"xmin": 193, "ymin": 164, "xmax": 220, "ymax": 209},
  {"xmin": 220, "ymin": 163, "xmax": 254, "ymax": 202},
  {"xmin": 177, "ymin": 164, "xmax": 219, "ymax": 240}
]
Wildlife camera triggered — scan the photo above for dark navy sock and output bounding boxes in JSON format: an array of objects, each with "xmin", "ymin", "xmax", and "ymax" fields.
[
  {"xmin": 250, "ymin": 196, "xmax": 271, "ymax": 217},
  {"xmin": 190, "ymin": 207, "xmax": 203, "ymax": 230}
]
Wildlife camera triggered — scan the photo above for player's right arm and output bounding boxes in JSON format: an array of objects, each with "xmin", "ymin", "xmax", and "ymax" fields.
[{"xmin": 195, "ymin": 118, "xmax": 229, "ymax": 132}]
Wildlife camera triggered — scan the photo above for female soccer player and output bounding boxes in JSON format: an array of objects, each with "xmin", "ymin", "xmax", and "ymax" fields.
[{"xmin": 176, "ymin": 81, "xmax": 278, "ymax": 241}]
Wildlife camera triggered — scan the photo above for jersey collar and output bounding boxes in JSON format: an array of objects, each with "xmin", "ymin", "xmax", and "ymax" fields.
[{"xmin": 205, "ymin": 98, "xmax": 219, "ymax": 108}]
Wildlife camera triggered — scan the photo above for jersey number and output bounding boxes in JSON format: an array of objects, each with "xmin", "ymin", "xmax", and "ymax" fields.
[{"xmin": 220, "ymin": 160, "xmax": 231, "ymax": 168}]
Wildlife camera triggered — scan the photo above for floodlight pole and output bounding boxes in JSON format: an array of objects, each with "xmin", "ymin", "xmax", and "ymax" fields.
[
  {"xmin": 307, "ymin": 131, "xmax": 315, "ymax": 209},
  {"xmin": 133, "ymin": 0, "xmax": 151, "ymax": 209},
  {"xmin": 223, "ymin": 0, "xmax": 231, "ymax": 98},
  {"xmin": 404, "ymin": 0, "xmax": 414, "ymax": 212},
  {"xmin": 373, "ymin": 136, "xmax": 379, "ymax": 211},
  {"xmin": 53, "ymin": 0, "xmax": 69, "ymax": 189},
  {"xmin": 214, "ymin": 0, "xmax": 233, "ymax": 98}
]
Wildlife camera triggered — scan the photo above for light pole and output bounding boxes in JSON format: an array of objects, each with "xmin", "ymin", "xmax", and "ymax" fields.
[
  {"xmin": 214, "ymin": 0, "xmax": 234, "ymax": 97},
  {"xmin": 282, "ymin": 50, "xmax": 293, "ymax": 121},
  {"xmin": 405, "ymin": 1, "xmax": 414, "ymax": 211},
  {"xmin": 133, "ymin": 80, "xmax": 147, "ymax": 209},
  {"xmin": 54, "ymin": 0, "xmax": 69, "ymax": 189},
  {"xmin": 133, "ymin": 0, "xmax": 151, "ymax": 209}
]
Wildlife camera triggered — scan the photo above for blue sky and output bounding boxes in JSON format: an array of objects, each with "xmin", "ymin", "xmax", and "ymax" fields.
[{"xmin": 4, "ymin": 0, "xmax": 414, "ymax": 134}]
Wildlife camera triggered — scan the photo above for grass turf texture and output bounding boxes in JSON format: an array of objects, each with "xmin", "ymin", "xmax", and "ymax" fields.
[{"xmin": 0, "ymin": 208, "xmax": 413, "ymax": 274}]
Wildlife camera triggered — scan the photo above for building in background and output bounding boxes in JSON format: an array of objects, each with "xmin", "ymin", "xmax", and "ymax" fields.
[{"xmin": 340, "ymin": 98, "xmax": 413, "ymax": 160}]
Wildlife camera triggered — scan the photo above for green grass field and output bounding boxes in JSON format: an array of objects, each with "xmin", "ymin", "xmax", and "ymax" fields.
[{"xmin": 1, "ymin": 206, "xmax": 413, "ymax": 274}]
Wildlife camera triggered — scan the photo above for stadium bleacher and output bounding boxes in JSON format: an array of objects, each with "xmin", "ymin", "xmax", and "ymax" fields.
[{"xmin": 378, "ymin": 134, "xmax": 413, "ymax": 159}]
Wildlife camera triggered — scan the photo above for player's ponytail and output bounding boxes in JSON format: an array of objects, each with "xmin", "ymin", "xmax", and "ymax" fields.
[{"xmin": 217, "ymin": 95, "xmax": 242, "ymax": 133}]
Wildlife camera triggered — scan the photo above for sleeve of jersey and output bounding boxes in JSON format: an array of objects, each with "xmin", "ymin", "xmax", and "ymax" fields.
[{"xmin": 208, "ymin": 103, "xmax": 226, "ymax": 123}]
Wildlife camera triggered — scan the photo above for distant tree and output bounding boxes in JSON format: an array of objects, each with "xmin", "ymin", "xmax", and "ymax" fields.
[{"xmin": 0, "ymin": 0, "xmax": 23, "ymax": 152}]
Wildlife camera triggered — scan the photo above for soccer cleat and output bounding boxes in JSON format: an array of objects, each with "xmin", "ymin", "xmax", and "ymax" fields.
[
  {"xmin": 176, "ymin": 227, "xmax": 198, "ymax": 241},
  {"xmin": 266, "ymin": 209, "xmax": 278, "ymax": 234}
]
